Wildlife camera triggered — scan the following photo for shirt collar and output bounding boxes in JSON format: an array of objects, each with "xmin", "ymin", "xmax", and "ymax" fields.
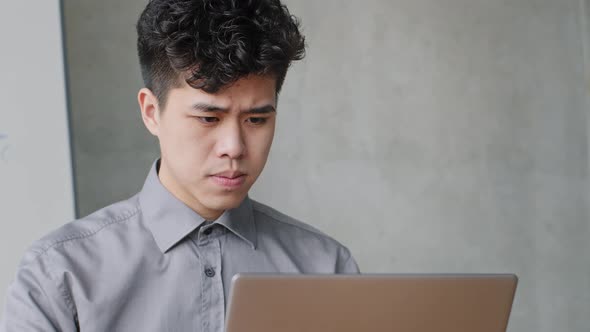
[
  {"xmin": 216, "ymin": 197, "xmax": 257, "ymax": 250},
  {"xmin": 139, "ymin": 160, "xmax": 257, "ymax": 253}
]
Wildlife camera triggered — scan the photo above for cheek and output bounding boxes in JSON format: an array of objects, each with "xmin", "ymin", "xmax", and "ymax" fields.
[
  {"xmin": 160, "ymin": 121, "xmax": 213, "ymax": 163},
  {"xmin": 247, "ymin": 127, "xmax": 275, "ymax": 164}
]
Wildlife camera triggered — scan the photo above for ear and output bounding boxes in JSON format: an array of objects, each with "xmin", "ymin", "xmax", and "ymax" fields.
[{"xmin": 138, "ymin": 88, "xmax": 161, "ymax": 136}]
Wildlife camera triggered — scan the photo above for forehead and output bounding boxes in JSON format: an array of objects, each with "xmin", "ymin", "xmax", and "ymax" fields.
[{"xmin": 167, "ymin": 75, "xmax": 277, "ymax": 110}]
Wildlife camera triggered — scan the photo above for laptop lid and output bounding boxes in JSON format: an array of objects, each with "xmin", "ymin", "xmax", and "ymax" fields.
[{"xmin": 225, "ymin": 273, "xmax": 518, "ymax": 332}]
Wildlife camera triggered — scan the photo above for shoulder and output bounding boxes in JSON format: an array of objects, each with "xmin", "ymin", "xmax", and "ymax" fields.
[
  {"xmin": 250, "ymin": 199, "xmax": 349, "ymax": 252},
  {"xmin": 21, "ymin": 195, "xmax": 141, "ymax": 266},
  {"xmin": 251, "ymin": 199, "xmax": 328, "ymax": 236},
  {"xmin": 250, "ymin": 199, "xmax": 359, "ymax": 273}
]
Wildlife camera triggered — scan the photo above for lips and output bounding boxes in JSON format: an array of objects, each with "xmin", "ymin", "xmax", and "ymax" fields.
[
  {"xmin": 210, "ymin": 171, "xmax": 247, "ymax": 188},
  {"xmin": 212, "ymin": 170, "xmax": 246, "ymax": 178}
]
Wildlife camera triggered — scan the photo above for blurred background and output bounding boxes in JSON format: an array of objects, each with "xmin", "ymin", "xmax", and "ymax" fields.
[{"xmin": 2, "ymin": 0, "xmax": 589, "ymax": 331}]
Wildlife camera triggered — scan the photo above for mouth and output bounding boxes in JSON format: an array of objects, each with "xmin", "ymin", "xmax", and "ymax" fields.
[{"xmin": 210, "ymin": 171, "xmax": 247, "ymax": 189}]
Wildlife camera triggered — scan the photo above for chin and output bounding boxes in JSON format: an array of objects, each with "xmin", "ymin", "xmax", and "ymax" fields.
[{"xmin": 207, "ymin": 192, "xmax": 247, "ymax": 210}]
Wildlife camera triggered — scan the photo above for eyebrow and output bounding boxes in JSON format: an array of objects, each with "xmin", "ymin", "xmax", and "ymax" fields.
[{"xmin": 191, "ymin": 103, "xmax": 276, "ymax": 114}]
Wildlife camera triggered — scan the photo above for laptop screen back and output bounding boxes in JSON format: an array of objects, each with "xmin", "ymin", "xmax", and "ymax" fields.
[{"xmin": 225, "ymin": 274, "xmax": 518, "ymax": 332}]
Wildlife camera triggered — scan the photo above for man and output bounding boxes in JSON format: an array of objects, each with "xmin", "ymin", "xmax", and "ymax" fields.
[{"xmin": 0, "ymin": 0, "xmax": 358, "ymax": 331}]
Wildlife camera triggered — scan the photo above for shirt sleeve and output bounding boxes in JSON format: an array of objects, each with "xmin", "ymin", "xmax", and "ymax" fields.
[
  {"xmin": 0, "ymin": 251, "xmax": 78, "ymax": 332},
  {"xmin": 336, "ymin": 245, "xmax": 360, "ymax": 274}
]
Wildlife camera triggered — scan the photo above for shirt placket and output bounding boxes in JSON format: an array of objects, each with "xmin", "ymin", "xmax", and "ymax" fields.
[{"xmin": 196, "ymin": 225, "xmax": 225, "ymax": 332}]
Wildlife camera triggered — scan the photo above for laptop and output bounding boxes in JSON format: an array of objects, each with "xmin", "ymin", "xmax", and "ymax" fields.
[{"xmin": 225, "ymin": 273, "xmax": 518, "ymax": 332}]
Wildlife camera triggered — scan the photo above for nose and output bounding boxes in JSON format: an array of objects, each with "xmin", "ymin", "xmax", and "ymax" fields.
[{"xmin": 215, "ymin": 120, "xmax": 246, "ymax": 159}]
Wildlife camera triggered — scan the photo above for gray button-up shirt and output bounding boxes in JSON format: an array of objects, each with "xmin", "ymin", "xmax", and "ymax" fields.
[{"xmin": 0, "ymin": 161, "xmax": 359, "ymax": 332}]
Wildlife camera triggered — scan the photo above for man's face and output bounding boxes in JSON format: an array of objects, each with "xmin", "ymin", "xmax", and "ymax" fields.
[{"xmin": 140, "ymin": 75, "xmax": 277, "ymax": 220}]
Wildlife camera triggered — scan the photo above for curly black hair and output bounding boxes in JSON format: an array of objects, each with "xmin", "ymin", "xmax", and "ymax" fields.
[{"xmin": 136, "ymin": 0, "xmax": 306, "ymax": 107}]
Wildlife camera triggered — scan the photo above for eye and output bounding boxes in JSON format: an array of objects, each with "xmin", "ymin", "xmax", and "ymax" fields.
[
  {"xmin": 247, "ymin": 117, "xmax": 267, "ymax": 125},
  {"xmin": 197, "ymin": 116, "xmax": 219, "ymax": 124}
]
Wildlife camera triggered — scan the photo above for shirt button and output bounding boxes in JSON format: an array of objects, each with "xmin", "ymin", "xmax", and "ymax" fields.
[
  {"xmin": 205, "ymin": 267, "xmax": 216, "ymax": 278},
  {"xmin": 203, "ymin": 227, "xmax": 213, "ymax": 236}
]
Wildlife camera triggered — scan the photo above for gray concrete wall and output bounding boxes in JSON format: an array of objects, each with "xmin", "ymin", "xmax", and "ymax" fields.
[
  {"xmin": 63, "ymin": 0, "xmax": 590, "ymax": 331},
  {"xmin": 0, "ymin": 0, "xmax": 75, "ymax": 307},
  {"xmin": 63, "ymin": 0, "xmax": 157, "ymax": 215}
]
